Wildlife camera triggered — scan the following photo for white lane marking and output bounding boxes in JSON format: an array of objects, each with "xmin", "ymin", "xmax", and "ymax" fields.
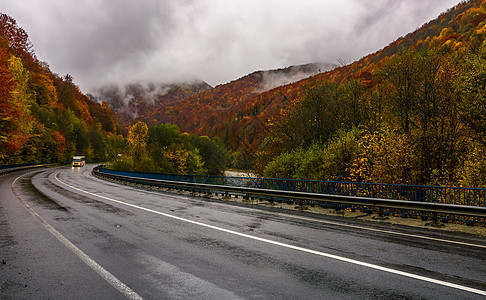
[
  {"xmin": 133, "ymin": 186, "xmax": 486, "ymax": 249},
  {"xmin": 12, "ymin": 173, "xmax": 143, "ymax": 300},
  {"xmin": 88, "ymin": 169, "xmax": 486, "ymax": 249},
  {"xmin": 56, "ymin": 172, "xmax": 486, "ymax": 296},
  {"xmin": 270, "ymin": 213, "xmax": 486, "ymax": 249}
]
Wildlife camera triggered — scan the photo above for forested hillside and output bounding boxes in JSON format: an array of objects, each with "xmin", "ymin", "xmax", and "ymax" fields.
[
  {"xmin": 108, "ymin": 121, "xmax": 227, "ymax": 175},
  {"xmin": 90, "ymin": 81, "xmax": 212, "ymax": 129},
  {"xmin": 0, "ymin": 13, "xmax": 122, "ymax": 164},
  {"xmin": 91, "ymin": 63, "xmax": 333, "ymax": 133},
  {"xmin": 257, "ymin": 0, "xmax": 486, "ymax": 187},
  {"xmin": 145, "ymin": 63, "xmax": 335, "ymax": 152},
  {"xmin": 137, "ymin": 0, "xmax": 486, "ymax": 187}
]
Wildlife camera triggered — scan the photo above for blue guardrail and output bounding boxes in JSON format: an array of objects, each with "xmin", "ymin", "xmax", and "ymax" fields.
[
  {"xmin": 99, "ymin": 166, "xmax": 486, "ymax": 224},
  {"xmin": 0, "ymin": 163, "xmax": 37, "ymax": 170}
]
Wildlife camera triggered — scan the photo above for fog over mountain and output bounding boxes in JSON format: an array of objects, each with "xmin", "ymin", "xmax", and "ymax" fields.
[
  {"xmin": 258, "ymin": 62, "xmax": 337, "ymax": 92},
  {"xmin": 0, "ymin": 0, "xmax": 462, "ymax": 92},
  {"xmin": 89, "ymin": 81, "xmax": 212, "ymax": 127}
]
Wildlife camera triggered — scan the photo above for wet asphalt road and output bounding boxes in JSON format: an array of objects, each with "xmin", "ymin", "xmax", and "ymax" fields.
[{"xmin": 1, "ymin": 165, "xmax": 486, "ymax": 299}]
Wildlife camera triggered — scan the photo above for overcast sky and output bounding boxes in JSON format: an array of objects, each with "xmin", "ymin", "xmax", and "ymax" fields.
[{"xmin": 1, "ymin": 0, "xmax": 462, "ymax": 92}]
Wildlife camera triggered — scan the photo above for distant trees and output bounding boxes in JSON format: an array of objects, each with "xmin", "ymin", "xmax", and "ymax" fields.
[
  {"xmin": 110, "ymin": 122, "xmax": 227, "ymax": 175},
  {"xmin": 0, "ymin": 14, "xmax": 228, "ymax": 171}
]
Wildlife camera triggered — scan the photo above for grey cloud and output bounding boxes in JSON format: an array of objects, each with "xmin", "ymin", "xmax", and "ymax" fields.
[{"xmin": 0, "ymin": 0, "xmax": 462, "ymax": 92}]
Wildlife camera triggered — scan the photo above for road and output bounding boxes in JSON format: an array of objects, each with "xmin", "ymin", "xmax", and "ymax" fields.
[{"xmin": 1, "ymin": 165, "xmax": 486, "ymax": 299}]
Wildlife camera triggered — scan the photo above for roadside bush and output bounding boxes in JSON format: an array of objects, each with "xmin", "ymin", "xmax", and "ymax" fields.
[
  {"xmin": 137, "ymin": 155, "xmax": 156, "ymax": 173},
  {"xmin": 320, "ymin": 128, "xmax": 361, "ymax": 181},
  {"xmin": 110, "ymin": 155, "xmax": 134, "ymax": 171},
  {"xmin": 263, "ymin": 149, "xmax": 304, "ymax": 179}
]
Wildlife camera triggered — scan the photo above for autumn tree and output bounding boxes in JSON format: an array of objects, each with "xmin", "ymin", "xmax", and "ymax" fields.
[
  {"xmin": 349, "ymin": 128, "xmax": 418, "ymax": 184},
  {"xmin": 161, "ymin": 143, "xmax": 206, "ymax": 175},
  {"xmin": 382, "ymin": 49, "xmax": 420, "ymax": 135},
  {"xmin": 456, "ymin": 46, "xmax": 486, "ymax": 148},
  {"xmin": 0, "ymin": 13, "xmax": 33, "ymax": 56},
  {"xmin": 0, "ymin": 48, "xmax": 14, "ymax": 161},
  {"xmin": 127, "ymin": 121, "xmax": 149, "ymax": 163},
  {"xmin": 0, "ymin": 14, "xmax": 124, "ymax": 165},
  {"xmin": 0, "ymin": 55, "xmax": 33, "ymax": 162},
  {"xmin": 379, "ymin": 48, "xmax": 464, "ymax": 184}
]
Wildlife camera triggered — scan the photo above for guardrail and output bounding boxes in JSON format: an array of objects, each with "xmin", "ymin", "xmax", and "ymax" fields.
[
  {"xmin": 94, "ymin": 167, "xmax": 486, "ymax": 208},
  {"xmin": 0, "ymin": 164, "xmax": 53, "ymax": 175},
  {"xmin": 93, "ymin": 166, "xmax": 486, "ymax": 224}
]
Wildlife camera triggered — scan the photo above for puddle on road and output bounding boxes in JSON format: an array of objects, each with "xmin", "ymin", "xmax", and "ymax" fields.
[
  {"xmin": 0, "ymin": 220, "xmax": 17, "ymax": 249},
  {"xmin": 17, "ymin": 177, "xmax": 68, "ymax": 212},
  {"xmin": 40, "ymin": 178, "xmax": 134, "ymax": 217}
]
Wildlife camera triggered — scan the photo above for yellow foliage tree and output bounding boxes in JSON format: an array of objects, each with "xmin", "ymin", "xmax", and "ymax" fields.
[
  {"xmin": 162, "ymin": 143, "xmax": 206, "ymax": 175},
  {"xmin": 127, "ymin": 121, "xmax": 148, "ymax": 163},
  {"xmin": 0, "ymin": 55, "xmax": 33, "ymax": 159}
]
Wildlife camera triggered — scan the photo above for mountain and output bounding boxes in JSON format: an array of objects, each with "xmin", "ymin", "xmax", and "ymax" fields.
[
  {"xmin": 136, "ymin": 0, "xmax": 486, "ymax": 187},
  {"xmin": 91, "ymin": 62, "xmax": 334, "ymax": 131},
  {"xmin": 0, "ymin": 13, "xmax": 121, "ymax": 164},
  {"xmin": 142, "ymin": 62, "xmax": 336, "ymax": 147},
  {"xmin": 155, "ymin": 0, "xmax": 482, "ymax": 152},
  {"xmin": 89, "ymin": 81, "xmax": 212, "ymax": 128},
  {"xmin": 252, "ymin": 0, "xmax": 486, "ymax": 185},
  {"xmin": 256, "ymin": 62, "xmax": 337, "ymax": 92}
]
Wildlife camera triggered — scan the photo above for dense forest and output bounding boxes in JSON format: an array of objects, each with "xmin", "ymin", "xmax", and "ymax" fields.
[
  {"xmin": 257, "ymin": 0, "xmax": 486, "ymax": 187},
  {"xmin": 144, "ymin": 63, "xmax": 335, "ymax": 154},
  {"xmin": 0, "ymin": 13, "xmax": 121, "ymax": 165}
]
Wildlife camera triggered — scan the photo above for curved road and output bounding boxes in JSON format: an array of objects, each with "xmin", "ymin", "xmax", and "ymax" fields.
[{"xmin": 1, "ymin": 165, "xmax": 486, "ymax": 299}]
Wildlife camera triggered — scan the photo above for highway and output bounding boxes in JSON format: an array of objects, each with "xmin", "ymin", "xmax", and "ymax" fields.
[{"xmin": 1, "ymin": 165, "xmax": 486, "ymax": 299}]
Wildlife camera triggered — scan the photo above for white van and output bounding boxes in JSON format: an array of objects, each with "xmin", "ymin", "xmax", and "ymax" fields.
[{"xmin": 72, "ymin": 156, "xmax": 86, "ymax": 167}]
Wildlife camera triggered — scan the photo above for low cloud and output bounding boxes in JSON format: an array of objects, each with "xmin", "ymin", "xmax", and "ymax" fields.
[{"xmin": 258, "ymin": 62, "xmax": 337, "ymax": 93}]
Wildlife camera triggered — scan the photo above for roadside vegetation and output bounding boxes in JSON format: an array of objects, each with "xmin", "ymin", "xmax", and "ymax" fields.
[
  {"xmin": 107, "ymin": 121, "xmax": 227, "ymax": 175},
  {"xmin": 254, "ymin": 0, "xmax": 486, "ymax": 188},
  {"xmin": 258, "ymin": 46, "xmax": 486, "ymax": 187}
]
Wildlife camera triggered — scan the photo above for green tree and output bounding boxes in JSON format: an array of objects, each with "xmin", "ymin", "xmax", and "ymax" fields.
[
  {"xmin": 111, "ymin": 155, "xmax": 134, "ymax": 171},
  {"xmin": 320, "ymin": 128, "xmax": 361, "ymax": 181},
  {"xmin": 148, "ymin": 123, "xmax": 182, "ymax": 148},
  {"xmin": 89, "ymin": 127, "xmax": 106, "ymax": 162},
  {"xmin": 263, "ymin": 148, "xmax": 304, "ymax": 179},
  {"xmin": 190, "ymin": 136, "xmax": 227, "ymax": 175}
]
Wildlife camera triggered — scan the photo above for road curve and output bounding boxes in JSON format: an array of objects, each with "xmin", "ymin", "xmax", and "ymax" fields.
[{"xmin": 1, "ymin": 165, "xmax": 486, "ymax": 299}]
